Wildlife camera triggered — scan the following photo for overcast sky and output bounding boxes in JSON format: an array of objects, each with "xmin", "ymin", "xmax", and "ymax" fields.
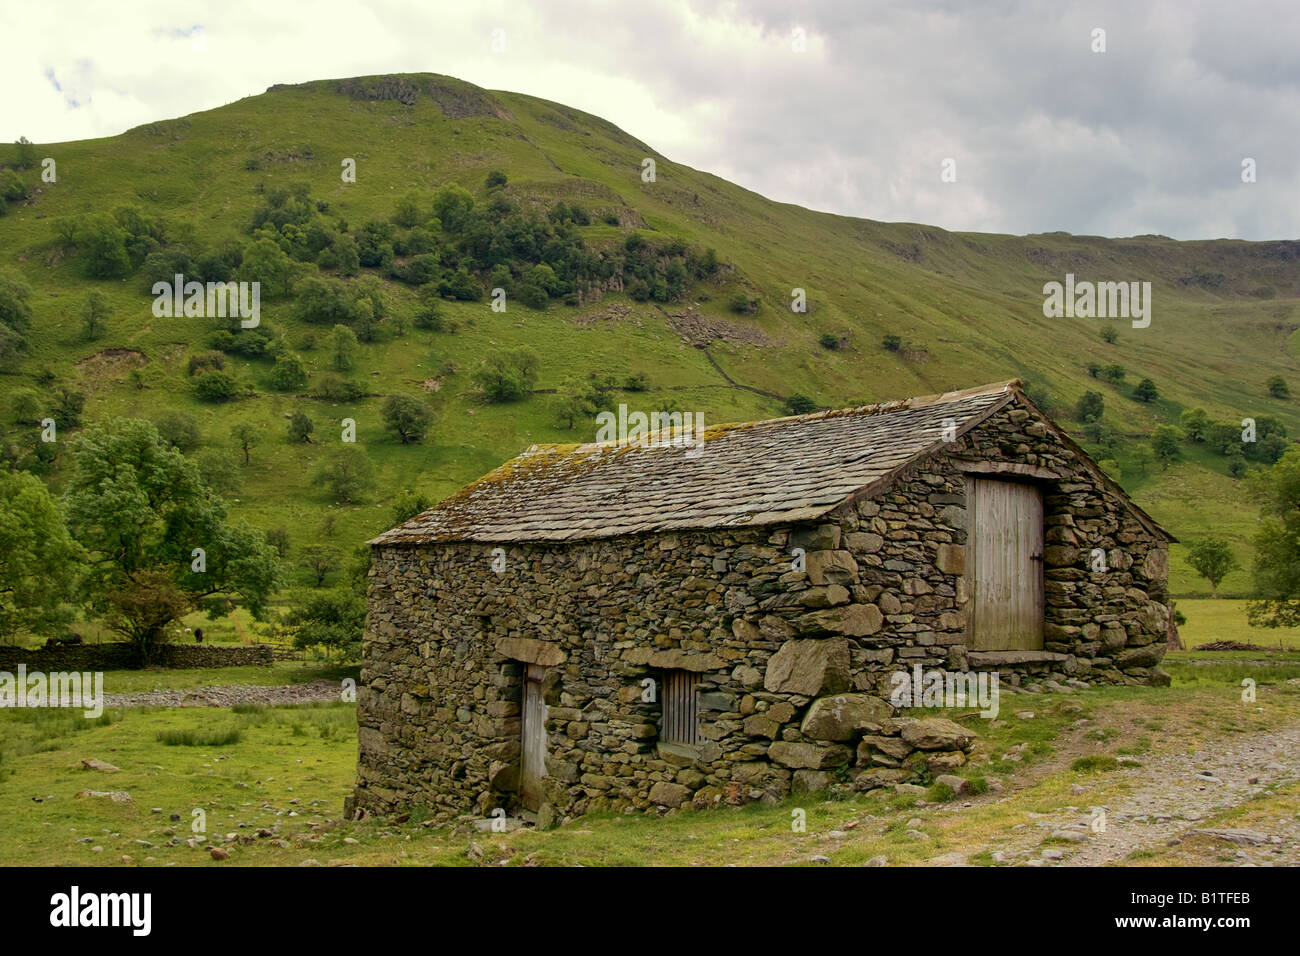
[{"xmin": 3, "ymin": 0, "xmax": 1297, "ymax": 241}]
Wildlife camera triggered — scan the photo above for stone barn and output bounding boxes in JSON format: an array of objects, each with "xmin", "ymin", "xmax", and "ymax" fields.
[{"xmin": 349, "ymin": 380, "xmax": 1174, "ymax": 822}]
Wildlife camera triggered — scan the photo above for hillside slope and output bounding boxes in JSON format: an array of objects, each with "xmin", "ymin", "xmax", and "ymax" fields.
[{"xmin": 2, "ymin": 73, "xmax": 1296, "ymax": 597}]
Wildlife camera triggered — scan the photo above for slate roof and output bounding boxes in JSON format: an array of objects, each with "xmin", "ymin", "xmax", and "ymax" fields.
[{"xmin": 372, "ymin": 380, "xmax": 1041, "ymax": 545}]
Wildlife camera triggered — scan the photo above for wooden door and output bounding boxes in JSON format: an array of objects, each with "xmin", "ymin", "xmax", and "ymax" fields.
[
  {"xmin": 969, "ymin": 478, "xmax": 1044, "ymax": 650},
  {"xmin": 520, "ymin": 664, "xmax": 547, "ymax": 810}
]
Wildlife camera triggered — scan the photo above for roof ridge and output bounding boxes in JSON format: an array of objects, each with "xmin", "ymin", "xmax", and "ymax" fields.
[{"xmin": 518, "ymin": 379, "xmax": 1024, "ymax": 456}]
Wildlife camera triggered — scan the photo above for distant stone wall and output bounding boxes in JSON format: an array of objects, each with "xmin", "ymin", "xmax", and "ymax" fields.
[
  {"xmin": 0, "ymin": 643, "xmax": 274, "ymax": 671},
  {"xmin": 351, "ymin": 400, "xmax": 1170, "ymax": 823}
]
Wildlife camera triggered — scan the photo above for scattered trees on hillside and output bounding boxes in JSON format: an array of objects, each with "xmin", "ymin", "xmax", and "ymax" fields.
[
  {"xmin": 328, "ymin": 324, "xmax": 359, "ymax": 371},
  {"xmin": 270, "ymin": 351, "xmax": 308, "ymax": 391},
  {"xmin": 1134, "ymin": 377, "xmax": 1159, "ymax": 403},
  {"xmin": 0, "ymin": 270, "xmax": 33, "ymax": 369},
  {"xmin": 381, "ymin": 394, "xmax": 432, "ymax": 444},
  {"xmin": 82, "ymin": 291, "xmax": 112, "ymax": 340},
  {"xmin": 473, "ymin": 347, "xmax": 540, "ymax": 402},
  {"xmin": 287, "ymin": 409, "xmax": 314, "ymax": 443},
  {"xmin": 230, "ymin": 422, "xmax": 260, "ymax": 464},
  {"xmin": 554, "ymin": 375, "xmax": 599, "ymax": 429},
  {"xmin": 1075, "ymin": 390, "xmax": 1105, "ymax": 423},
  {"xmin": 1185, "ymin": 537, "xmax": 1238, "ymax": 598},
  {"xmin": 314, "ymin": 446, "xmax": 377, "ymax": 504},
  {"xmin": 1151, "ymin": 425, "xmax": 1183, "ymax": 468},
  {"xmin": 155, "ymin": 411, "xmax": 202, "ymax": 453},
  {"xmin": 391, "ymin": 489, "xmax": 432, "ymax": 525},
  {"xmin": 1179, "ymin": 407, "xmax": 1209, "ymax": 443},
  {"xmin": 300, "ymin": 544, "xmax": 341, "ymax": 587}
]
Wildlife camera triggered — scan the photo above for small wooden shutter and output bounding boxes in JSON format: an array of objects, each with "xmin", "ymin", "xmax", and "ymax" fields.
[
  {"xmin": 969, "ymin": 478, "xmax": 1045, "ymax": 651},
  {"xmin": 662, "ymin": 670, "xmax": 698, "ymax": 745}
]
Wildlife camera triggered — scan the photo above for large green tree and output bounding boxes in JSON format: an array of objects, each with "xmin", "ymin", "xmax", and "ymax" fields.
[
  {"xmin": 0, "ymin": 471, "xmax": 84, "ymax": 641},
  {"xmin": 1247, "ymin": 447, "xmax": 1300, "ymax": 626},
  {"xmin": 63, "ymin": 419, "xmax": 283, "ymax": 662}
]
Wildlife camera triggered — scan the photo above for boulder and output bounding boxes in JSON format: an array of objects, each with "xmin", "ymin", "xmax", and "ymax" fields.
[
  {"xmin": 796, "ymin": 603, "xmax": 883, "ymax": 637},
  {"xmin": 805, "ymin": 550, "xmax": 859, "ymax": 586},
  {"xmin": 764, "ymin": 638, "xmax": 850, "ymax": 696},
  {"xmin": 900, "ymin": 717, "xmax": 976, "ymax": 752},
  {"xmin": 800, "ymin": 693, "xmax": 894, "ymax": 741},
  {"xmin": 648, "ymin": 781, "xmax": 692, "ymax": 808},
  {"xmin": 791, "ymin": 770, "xmax": 838, "ymax": 793},
  {"xmin": 768, "ymin": 741, "xmax": 852, "ymax": 769}
]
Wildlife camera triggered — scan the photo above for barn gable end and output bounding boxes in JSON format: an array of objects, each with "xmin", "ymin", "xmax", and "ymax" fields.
[{"xmin": 350, "ymin": 382, "xmax": 1173, "ymax": 822}]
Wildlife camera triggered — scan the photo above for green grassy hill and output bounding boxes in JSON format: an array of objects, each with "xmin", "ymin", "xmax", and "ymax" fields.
[{"xmin": 2, "ymin": 73, "xmax": 1296, "ymax": 601}]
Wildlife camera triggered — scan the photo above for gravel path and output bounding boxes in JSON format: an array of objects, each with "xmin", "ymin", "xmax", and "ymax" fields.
[
  {"xmin": 103, "ymin": 680, "xmax": 344, "ymax": 709},
  {"xmin": 993, "ymin": 720, "xmax": 1300, "ymax": 866}
]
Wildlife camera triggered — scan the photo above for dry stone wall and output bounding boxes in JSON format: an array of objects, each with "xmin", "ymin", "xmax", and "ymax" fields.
[{"xmin": 351, "ymin": 402, "xmax": 1170, "ymax": 823}]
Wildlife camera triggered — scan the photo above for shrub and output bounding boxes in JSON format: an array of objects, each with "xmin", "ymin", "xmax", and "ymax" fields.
[
  {"xmin": 155, "ymin": 411, "xmax": 202, "ymax": 453},
  {"xmin": 473, "ymin": 348, "xmax": 541, "ymax": 402},
  {"xmin": 819, "ymin": 333, "xmax": 840, "ymax": 350},
  {"xmin": 270, "ymin": 352, "xmax": 308, "ymax": 391},
  {"xmin": 517, "ymin": 283, "xmax": 548, "ymax": 310},
  {"xmin": 413, "ymin": 302, "xmax": 444, "ymax": 331},
  {"xmin": 1075, "ymin": 390, "xmax": 1105, "ymax": 423},
  {"xmin": 1267, "ymin": 375, "xmax": 1290, "ymax": 399},
  {"xmin": 315, "ymin": 376, "xmax": 366, "ymax": 402},
  {"xmin": 287, "ymin": 410, "xmax": 314, "ymax": 443},
  {"xmin": 784, "ymin": 394, "xmax": 818, "ymax": 415},
  {"xmin": 485, "ymin": 170, "xmax": 508, "ymax": 188},
  {"xmin": 187, "ymin": 351, "xmax": 227, "ymax": 376},
  {"xmin": 1134, "ymin": 378, "xmax": 1159, "ymax": 403},
  {"xmin": 1100, "ymin": 324, "xmax": 1118, "ymax": 344},
  {"xmin": 882, "ymin": 334, "xmax": 902, "ymax": 352},
  {"xmin": 193, "ymin": 370, "xmax": 239, "ymax": 402},
  {"xmin": 314, "ymin": 447, "xmax": 377, "ymax": 504}
]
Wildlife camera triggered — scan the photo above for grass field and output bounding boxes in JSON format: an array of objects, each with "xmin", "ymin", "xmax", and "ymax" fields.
[
  {"xmin": 1175, "ymin": 598, "xmax": 1300, "ymax": 650},
  {"xmin": 1, "ymin": 658, "xmax": 1296, "ymax": 867}
]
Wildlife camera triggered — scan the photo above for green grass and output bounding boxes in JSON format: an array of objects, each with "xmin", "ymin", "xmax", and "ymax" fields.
[
  {"xmin": 0, "ymin": 71, "xmax": 1297, "ymax": 605},
  {"xmin": 1175, "ymin": 598, "xmax": 1300, "ymax": 649},
  {"xmin": 1, "ymin": 677, "xmax": 1298, "ymax": 866}
]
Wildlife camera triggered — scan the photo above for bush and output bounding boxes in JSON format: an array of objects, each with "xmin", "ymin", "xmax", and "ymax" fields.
[
  {"xmin": 314, "ymin": 447, "xmax": 377, "ymax": 503},
  {"xmin": 473, "ymin": 347, "xmax": 541, "ymax": 402},
  {"xmin": 882, "ymin": 334, "xmax": 902, "ymax": 352},
  {"xmin": 1075, "ymin": 390, "xmax": 1105, "ymax": 423},
  {"xmin": 1268, "ymin": 375, "xmax": 1290, "ymax": 399},
  {"xmin": 517, "ymin": 283, "xmax": 548, "ymax": 310},
  {"xmin": 193, "ymin": 370, "xmax": 239, "ymax": 402},
  {"xmin": 315, "ymin": 376, "xmax": 366, "ymax": 402},
  {"xmin": 1134, "ymin": 378, "xmax": 1159, "ymax": 403},
  {"xmin": 187, "ymin": 351, "xmax": 227, "ymax": 376},
  {"xmin": 270, "ymin": 352, "xmax": 308, "ymax": 391},
  {"xmin": 819, "ymin": 333, "xmax": 840, "ymax": 350},
  {"xmin": 485, "ymin": 170, "xmax": 508, "ymax": 189},
  {"xmin": 287, "ymin": 409, "xmax": 314, "ymax": 443},
  {"xmin": 1100, "ymin": 324, "xmax": 1118, "ymax": 344},
  {"xmin": 784, "ymin": 394, "xmax": 818, "ymax": 415},
  {"xmin": 413, "ymin": 302, "xmax": 444, "ymax": 331},
  {"xmin": 155, "ymin": 411, "xmax": 202, "ymax": 453}
]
